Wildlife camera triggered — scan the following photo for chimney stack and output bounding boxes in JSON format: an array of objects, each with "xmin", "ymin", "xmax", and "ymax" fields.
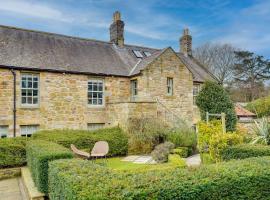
[
  {"xmin": 110, "ymin": 11, "xmax": 124, "ymax": 47},
  {"xmin": 180, "ymin": 28, "xmax": 192, "ymax": 57}
]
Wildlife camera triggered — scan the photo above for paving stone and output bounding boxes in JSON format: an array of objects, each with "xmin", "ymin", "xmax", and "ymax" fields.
[
  {"xmin": 185, "ymin": 154, "xmax": 201, "ymax": 167},
  {"xmin": 0, "ymin": 178, "xmax": 25, "ymax": 200},
  {"xmin": 121, "ymin": 156, "xmax": 140, "ymax": 162}
]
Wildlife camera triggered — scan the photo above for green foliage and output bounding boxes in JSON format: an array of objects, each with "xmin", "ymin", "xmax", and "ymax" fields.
[
  {"xmin": 172, "ymin": 147, "xmax": 190, "ymax": 158},
  {"xmin": 197, "ymin": 120, "xmax": 222, "ymax": 152},
  {"xmin": 151, "ymin": 142, "xmax": 174, "ymax": 163},
  {"xmin": 196, "ymin": 81, "xmax": 237, "ymax": 131},
  {"xmin": 221, "ymin": 144, "xmax": 270, "ymax": 161},
  {"xmin": 127, "ymin": 117, "xmax": 169, "ymax": 154},
  {"xmin": 246, "ymin": 96, "xmax": 270, "ymax": 117},
  {"xmin": 200, "ymin": 153, "xmax": 214, "ymax": 164},
  {"xmin": 166, "ymin": 126, "xmax": 197, "ymax": 149},
  {"xmin": 168, "ymin": 154, "xmax": 186, "ymax": 167},
  {"xmin": 26, "ymin": 140, "xmax": 73, "ymax": 194},
  {"xmin": 209, "ymin": 132, "xmax": 243, "ymax": 162},
  {"xmin": 251, "ymin": 117, "xmax": 270, "ymax": 145},
  {"xmin": 33, "ymin": 127, "xmax": 128, "ymax": 156},
  {"xmin": 0, "ymin": 137, "xmax": 28, "ymax": 168},
  {"xmin": 49, "ymin": 157, "xmax": 270, "ymax": 200}
]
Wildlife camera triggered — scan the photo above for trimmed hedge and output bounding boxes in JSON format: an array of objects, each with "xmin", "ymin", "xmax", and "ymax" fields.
[
  {"xmin": 33, "ymin": 127, "xmax": 128, "ymax": 156},
  {"xmin": 49, "ymin": 157, "xmax": 270, "ymax": 199},
  {"xmin": 172, "ymin": 147, "xmax": 190, "ymax": 158},
  {"xmin": 221, "ymin": 144, "xmax": 270, "ymax": 160},
  {"xmin": 26, "ymin": 140, "xmax": 73, "ymax": 194},
  {"xmin": 0, "ymin": 137, "xmax": 28, "ymax": 168}
]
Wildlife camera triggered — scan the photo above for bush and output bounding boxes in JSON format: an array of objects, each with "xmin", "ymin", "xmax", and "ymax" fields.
[
  {"xmin": 166, "ymin": 126, "xmax": 197, "ymax": 149},
  {"xmin": 33, "ymin": 127, "xmax": 128, "ymax": 156},
  {"xmin": 151, "ymin": 142, "xmax": 174, "ymax": 163},
  {"xmin": 197, "ymin": 120, "xmax": 222, "ymax": 152},
  {"xmin": 49, "ymin": 156, "xmax": 270, "ymax": 200},
  {"xmin": 26, "ymin": 140, "xmax": 73, "ymax": 194},
  {"xmin": 127, "ymin": 117, "xmax": 169, "ymax": 154},
  {"xmin": 0, "ymin": 137, "xmax": 28, "ymax": 168},
  {"xmin": 172, "ymin": 147, "xmax": 189, "ymax": 158},
  {"xmin": 221, "ymin": 144, "xmax": 270, "ymax": 161},
  {"xmin": 200, "ymin": 153, "xmax": 214, "ymax": 164},
  {"xmin": 251, "ymin": 117, "xmax": 270, "ymax": 145},
  {"xmin": 246, "ymin": 95, "xmax": 270, "ymax": 117},
  {"xmin": 209, "ymin": 132, "xmax": 243, "ymax": 162},
  {"xmin": 196, "ymin": 81, "xmax": 237, "ymax": 131},
  {"xmin": 168, "ymin": 154, "xmax": 186, "ymax": 167}
]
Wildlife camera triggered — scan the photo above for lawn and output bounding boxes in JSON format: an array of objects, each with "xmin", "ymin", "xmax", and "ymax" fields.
[{"xmin": 95, "ymin": 157, "xmax": 185, "ymax": 171}]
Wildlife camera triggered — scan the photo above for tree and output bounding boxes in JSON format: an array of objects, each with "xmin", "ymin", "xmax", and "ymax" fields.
[
  {"xmin": 233, "ymin": 51, "xmax": 270, "ymax": 101},
  {"xmin": 196, "ymin": 81, "xmax": 237, "ymax": 131},
  {"xmin": 193, "ymin": 42, "xmax": 237, "ymax": 85}
]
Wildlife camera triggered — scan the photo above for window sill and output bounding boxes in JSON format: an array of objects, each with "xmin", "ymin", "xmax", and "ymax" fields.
[
  {"xmin": 87, "ymin": 105, "xmax": 106, "ymax": 109},
  {"xmin": 20, "ymin": 105, "xmax": 40, "ymax": 109}
]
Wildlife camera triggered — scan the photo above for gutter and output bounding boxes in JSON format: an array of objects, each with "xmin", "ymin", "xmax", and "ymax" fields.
[{"xmin": 10, "ymin": 69, "xmax": 16, "ymax": 137}]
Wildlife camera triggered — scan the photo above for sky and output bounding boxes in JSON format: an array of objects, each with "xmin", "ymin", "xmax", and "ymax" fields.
[{"xmin": 0, "ymin": 0, "xmax": 269, "ymax": 58}]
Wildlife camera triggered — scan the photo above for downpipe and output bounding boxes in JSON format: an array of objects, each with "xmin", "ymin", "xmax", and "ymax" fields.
[{"xmin": 10, "ymin": 69, "xmax": 16, "ymax": 137}]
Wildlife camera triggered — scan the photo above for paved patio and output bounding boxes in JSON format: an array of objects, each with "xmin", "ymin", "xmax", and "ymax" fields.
[{"xmin": 0, "ymin": 178, "xmax": 27, "ymax": 200}]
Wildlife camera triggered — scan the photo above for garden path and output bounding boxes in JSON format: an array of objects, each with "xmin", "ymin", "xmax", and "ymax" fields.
[
  {"xmin": 0, "ymin": 178, "xmax": 28, "ymax": 200},
  {"xmin": 185, "ymin": 154, "xmax": 201, "ymax": 167}
]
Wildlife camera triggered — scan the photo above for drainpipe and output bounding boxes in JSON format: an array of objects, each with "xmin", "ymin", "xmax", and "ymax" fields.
[{"xmin": 11, "ymin": 69, "xmax": 16, "ymax": 137}]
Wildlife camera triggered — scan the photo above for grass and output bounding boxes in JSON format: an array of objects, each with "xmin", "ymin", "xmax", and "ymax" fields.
[{"xmin": 95, "ymin": 157, "xmax": 186, "ymax": 171}]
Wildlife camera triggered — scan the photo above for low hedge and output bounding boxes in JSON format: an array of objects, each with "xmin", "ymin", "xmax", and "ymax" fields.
[
  {"xmin": 172, "ymin": 147, "xmax": 192, "ymax": 158},
  {"xmin": 0, "ymin": 137, "xmax": 28, "ymax": 168},
  {"xmin": 33, "ymin": 127, "xmax": 128, "ymax": 156},
  {"xmin": 221, "ymin": 144, "xmax": 270, "ymax": 160},
  {"xmin": 49, "ymin": 156, "xmax": 270, "ymax": 199},
  {"xmin": 26, "ymin": 140, "xmax": 73, "ymax": 194}
]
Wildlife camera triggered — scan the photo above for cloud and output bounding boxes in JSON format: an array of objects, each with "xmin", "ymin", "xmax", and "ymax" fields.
[{"xmin": 0, "ymin": 0, "xmax": 73, "ymax": 22}]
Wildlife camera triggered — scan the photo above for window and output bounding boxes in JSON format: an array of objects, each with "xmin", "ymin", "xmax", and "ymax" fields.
[
  {"xmin": 88, "ymin": 80, "xmax": 104, "ymax": 106},
  {"xmin": 193, "ymin": 84, "xmax": 201, "ymax": 105},
  {"xmin": 144, "ymin": 51, "xmax": 152, "ymax": 57},
  {"xmin": 130, "ymin": 79, "xmax": 138, "ymax": 101},
  {"xmin": 132, "ymin": 50, "xmax": 143, "ymax": 58},
  {"xmin": 167, "ymin": 78, "xmax": 173, "ymax": 96},
  {"xmin": 0, "ymin": 126, "xmax": 8, "ymax": 138},
  {"xmin": 21, "ymin": 74, "xmax": 39, "ymax": 106},
  {"xmin": 20, "ymin": 125, "xmax": 39, "ymax": 137},
  {"xmin": 87, "ymin": 123, "xmax": 105, "ymax": 131}
]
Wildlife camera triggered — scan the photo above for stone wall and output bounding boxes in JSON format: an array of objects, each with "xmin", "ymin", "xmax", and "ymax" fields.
[
  {"xmin": 0, "ymin": 68, "xmax": 130, "ymax": 137},
  {"xmin": 133, "ymin": 48, "xmax": 194, "ymax": 123}
]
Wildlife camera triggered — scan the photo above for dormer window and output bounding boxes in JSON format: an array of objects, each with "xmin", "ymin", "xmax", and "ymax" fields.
[
  {"xmin": 133, "ymin": 50, "xmax": 143, "ymax": 58},
  {"xmin": 144, "ymin": 51, "xmax": 151, "ymax": 57}
]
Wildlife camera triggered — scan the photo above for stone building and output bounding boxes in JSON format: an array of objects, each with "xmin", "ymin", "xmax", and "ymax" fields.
[{"xmin": 0, "ymin": 11, "xmax": 217, "ymax": 138}]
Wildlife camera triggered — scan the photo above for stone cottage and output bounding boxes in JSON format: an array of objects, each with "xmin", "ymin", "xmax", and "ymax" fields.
[{"xmin": 0, "ymin": 11, "xmax": 217, "ymax": 138}]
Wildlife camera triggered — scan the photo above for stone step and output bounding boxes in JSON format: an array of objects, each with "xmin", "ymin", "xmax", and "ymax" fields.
[{"xmin": 21, "ymin": 167, "xmax": 45, "ymax": 200}]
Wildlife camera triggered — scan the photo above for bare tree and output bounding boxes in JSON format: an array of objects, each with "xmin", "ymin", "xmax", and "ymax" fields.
[{"xmin": 193, "ymin": 42, "xmax": 237, "ymax": 85}]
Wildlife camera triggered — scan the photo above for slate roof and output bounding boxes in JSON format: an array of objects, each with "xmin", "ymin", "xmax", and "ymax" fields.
[{"xmin": 0, "ymin": 25, "xmax": 216, "ymax": 82}]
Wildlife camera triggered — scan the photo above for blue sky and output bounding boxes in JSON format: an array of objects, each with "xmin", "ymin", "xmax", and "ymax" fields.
[{"xmin": 0, "ymin": 0, "xmax": 269, "ymax": 58}]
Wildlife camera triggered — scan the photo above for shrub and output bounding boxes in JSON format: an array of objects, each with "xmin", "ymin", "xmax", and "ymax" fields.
[
  {"xmin": 127, "ymin": 117, "xmax": 169, "ymax": 154},
  {"xmin": 236, "ymin": 123, "xmax": 254, "ymax": 143},
  {"xmin": 172, "ymin": 147, "xmax": 189, "ymax": 158},
  {"xmin": 200, "ymin": 153, "xmax": 214, "ymax": 164},
  {"xmin": 196, "ymin": 81, "xmax": 237, "ymax": 131},
  {"xmin": 151, "ymin": 142, "xmax": 174, "ymax": 163},
  {"xmin": 0, "ymin": 137, "xmax": 28, "ymax": 168},
  {"xmin": 33, "ymin": 127, "xmax": 128, "ymax": 156},
  {"xmin": 209, "ymin": 132, "xmax": 243, "ymax": 162},
  {"xmin": 166, "ymin": 126, "xmax": 197, "ymax": 149},
  {"xmin": 221, "ymin": 144, "xmax": 270, "ymax": 160},
  {"xmin": 168, "ymin": 154, "xmax": 186, "ymax": 167},
  {"xmin": 197, "ymin": 120, "xmax": 222, "ymax": 152},
  {"xmin": 246, "ymin": 95, "xmax": 270, "ymax": 117},
  {"xmin": 251, "ymin": 117, "xmax": 270, "ymax": 145},
  {"xmin": 26, "ymin": 140, "xmax": 73, "ymax": 194},
  {"xmin": 49, "ymin": 156, "xmax": 270, "ymax": 200}
]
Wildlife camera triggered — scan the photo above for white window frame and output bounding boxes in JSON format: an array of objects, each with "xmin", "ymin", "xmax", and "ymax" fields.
[
  {"xmin": 132, "ymin": 50, "xmax": 143, "ymax": 58},
  {"xmin": 193, "ymin": 84, "xmax": 201, "ymax": 105},
  {"xmin": 87, "ymin": 123, "xmax": 105, "ymax": 131},
  {"xmin": 21, "ymin": 73, "xmax": 40, "ymax": 107},
  {"xmin": 130, "ymin": 79, "xmax": 138, "ymax": 101},
  {"xmin": 167, "ymin": 77, "xmax": 173, "ymax": 96},
  {"xmin": 20, "ymin": 125, "xmax": 39, "ymax": 137},
  {"xmin": 144, "ymin": 51, "xmax": 152, "ymax": 57},
  {"xmin": 88, "ymin": 79, "xmax": 105, "ymax": 107},
  {"xmin": 0, "ymin": 125, "xmax": 8, "ymax": 138}
]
